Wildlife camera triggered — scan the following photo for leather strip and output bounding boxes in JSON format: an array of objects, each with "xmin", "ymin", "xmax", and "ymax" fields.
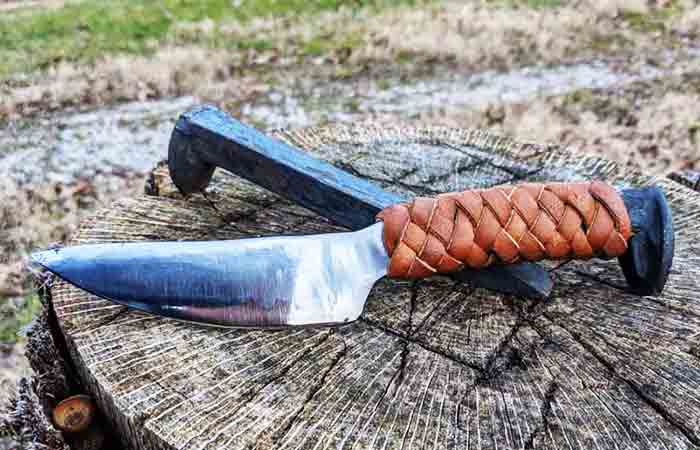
[{"xmin": 376, "ymin": 181, "xmax": 632, "ymax": 279}]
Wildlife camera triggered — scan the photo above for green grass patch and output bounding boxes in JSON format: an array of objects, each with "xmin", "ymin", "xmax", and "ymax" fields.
[
  {"xmin": 301, "ymin": 30, "xmax": 364, "ymax": 57},
  {"xmin": 0, "ymin": 294, "xmax": 41, "ymax": 343},
  {"xmin": 589, "ymin": 33, "xmax": 633, "ymax": 53},
  {"xmin": 487, "ymin": 0, "xmax": 562, "ymax": 9},
  {"xmin": 302, "ymin": 37, "xmax": 328, "ymax": 57},
  {"xmin": 0, "ymin": 0, "xmax": 420, "ymax": 79},
  {"xmin": 620, "ymin": 11, "xmax": 666, "ymax": 33},
  {"xmin": 562, "ymin": 88, "xmax": 595, "ymax": 107},
  {"xmin": 237, "ymin": 38, "xmax": 276, "ymax": 51},
  {"xmin": 620, "ymin": 1, "xmax": 684, "ymax": 33}
]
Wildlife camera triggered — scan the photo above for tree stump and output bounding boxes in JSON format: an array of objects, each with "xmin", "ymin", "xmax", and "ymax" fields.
[{"xmin": 48, "ymin": 125, "xmax": 700, "ymax": 450}]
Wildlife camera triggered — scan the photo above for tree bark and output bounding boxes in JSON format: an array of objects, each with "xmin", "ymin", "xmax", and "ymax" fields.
[{"xmin": 47, "ymin": 125, "xmax": 700, "ymax": 450}]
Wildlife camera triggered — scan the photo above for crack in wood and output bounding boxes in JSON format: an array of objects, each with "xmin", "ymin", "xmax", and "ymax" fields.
[
  {"xmin": 333, "ymin": 153, "xmax": 514, "ymax": 198},
  {"xmin": 444, "ymin": 143, "xmax": 543, "ymax": 180},
  {"xmin": 469, "ymin": 290, "xmax": 551, "ymax": 385},
  {"xmin": 333, "ymin": 160, "xmax": 441, "ymax": 196},
  {"xmin": 572, "ymin": 269, "xmax": 629, "ymax": 293},
  {"xmin": 398, "ymin": 159, "xmax": 494, "ymax": 193},
  {"xmin": 202, "ymin": 183, "xmax": 346, "ymax": 237},
  {"xmin": 77, "ymin": 306, "xmax": 131, "ymax": 334},
  {"xmin": 547, "ymin": 259, "xmax": 574, "ymax": 273},
  {"xmin": 175, "ymin": 330, "xmax": 337, "ymax": 450},
  {"xmin": 363, "ymin": 287, "xmax": 540, "ymax": 383},
  {"xmin": 377, "ymin": 348, "xmax": 408, "ymax": 408},
  {"xmin": 451, "ymin": 299, "xmax": 550, "ymax": 442},
  {"xmin": 406, "ymin": 282, "xmax": 418, "ymax": 335},
  {"xmin": 394, "ymin": 283, "xmax": 419, "ymax": 390},
  {"xmin": 412, "ymin": 283, "xmax": 469, "ymax": 335},
  {"xmin": 200, "ymin": 190, "xmax": 226, "ymax": 219},
  {"xmin": 523, "ymin": 376, "xmax": 559, "ymax": 450},
  {"xmin": 570, "ymin": 268, "xmax": 700, "ymax": 322},
  {"xmin": 153, "ymin": 379, "xmax": 187, "ymax": 402},
  {"xmin": 267, "ymin": 331, "xmax": 348, "ymax": 447},
  {"xmin": 542, "ymin": 312, "xmax": 700, "ymax": 447},
  {"xmin": 478, "ymin": 321, "xmax": 528, "ymax": 384},
  {"xmin": 224, "ymin": 331, "xmax": 332, "ymax": 412},
  {"xmin": 200, "ymin": 192, "xmax": 286, "ymax": 234},
  {"xmin": 504, "ymin": 166, "xmax": 547, "ymax": 185},
  {"xmin": 360, "ymin": 317, "xmax": 483, "ymax": 372},
  {"xmin": 125, "ymin": 207, "xmax": 214, "ymax": 234}
]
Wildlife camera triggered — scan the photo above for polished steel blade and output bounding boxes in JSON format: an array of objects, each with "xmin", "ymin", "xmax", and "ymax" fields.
[{"xmin": 32, "ymin": 223, "xmax": 388, "ymax": 328}]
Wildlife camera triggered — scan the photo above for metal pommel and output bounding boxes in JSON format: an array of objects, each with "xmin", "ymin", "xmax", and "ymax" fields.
[{"xmin": 619, "ymin": 186, "xmax": 674, "ymax": 296}]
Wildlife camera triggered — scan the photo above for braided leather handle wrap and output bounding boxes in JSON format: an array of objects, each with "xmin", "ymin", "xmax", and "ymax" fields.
[{"xmin": 377, "ymin": 181, "xmax": 632, "ymax": 279}]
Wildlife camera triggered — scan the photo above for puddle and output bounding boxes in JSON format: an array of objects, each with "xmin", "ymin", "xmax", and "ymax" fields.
[{"xmin": 0, "ymin": 56, "xmax": 693, "ymax": 187}]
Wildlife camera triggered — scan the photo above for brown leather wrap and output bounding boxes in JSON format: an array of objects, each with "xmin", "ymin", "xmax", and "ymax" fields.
[{"xmin": 376, "ymin": 181, "xmax": 632, "ymax": 279}]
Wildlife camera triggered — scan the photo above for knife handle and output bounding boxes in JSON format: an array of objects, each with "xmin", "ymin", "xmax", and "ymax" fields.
[{"xmin": 377, "ymin": 181, "xmax": 632, "ymax": 279}]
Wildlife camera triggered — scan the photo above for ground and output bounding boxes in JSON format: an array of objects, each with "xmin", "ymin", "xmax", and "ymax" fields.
[{"xmin": 0, "ymin": 0, "xmax": 699, "ymax": 429}]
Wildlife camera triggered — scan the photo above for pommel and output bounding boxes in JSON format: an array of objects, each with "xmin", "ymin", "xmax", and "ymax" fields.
[{"xmin": 619, "ymin": 186, "xmax": 674, "ymax": 296}]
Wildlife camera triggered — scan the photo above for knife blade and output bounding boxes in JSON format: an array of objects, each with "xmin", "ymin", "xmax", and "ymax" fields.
[{"xmin": 33, "ymin": 223, "xmax": 388, "ymax": 328}]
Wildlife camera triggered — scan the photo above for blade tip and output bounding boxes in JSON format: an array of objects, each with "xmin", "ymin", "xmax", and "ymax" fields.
[{"xmin": 29, "ymin": 249, "xmax": 62, "ymax": 272}]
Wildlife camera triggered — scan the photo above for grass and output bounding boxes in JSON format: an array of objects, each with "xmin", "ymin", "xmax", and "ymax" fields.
[
  {"xmin": 0, "ymin": 294, "xmax": 41, "ymax": 343},
  {"xmin": 562, "ymin": 88, "xmax": 596, "ymax": 107},
  {"xmin": 302, "ymin": 30, "xmax": 365, "ymax": 57},
  {"xmin": 0, "ymin": 0, "xmax": 420, "ymax": 79},
  {"xmin": 620, "ymin": 1, "xmax": 684, "ymax": 33},
  {"xmin": 487, "ymin": 0, "xmax": 562, "ymax": 8}
]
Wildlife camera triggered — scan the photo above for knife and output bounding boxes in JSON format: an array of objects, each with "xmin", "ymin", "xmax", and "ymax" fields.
[
  {"xmin": 166, "ymin": 106, "xmax": 554, "ymax": 299},
  {"xmin": 32, "ymin": 174, "xmax": 673, "ymax": 328}
]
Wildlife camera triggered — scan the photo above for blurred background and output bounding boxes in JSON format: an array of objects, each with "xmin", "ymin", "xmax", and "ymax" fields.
[{"xmin": 0, "ymin": 0, "xmax": 698, "ymax": 411}]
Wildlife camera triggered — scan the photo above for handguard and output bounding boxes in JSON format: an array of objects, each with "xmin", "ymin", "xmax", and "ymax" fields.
[{"xmin": 377, "ymin": 181, "xmax": 632, "ymax": 278}]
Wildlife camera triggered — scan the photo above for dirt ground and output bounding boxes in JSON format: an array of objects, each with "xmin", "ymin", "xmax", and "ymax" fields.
[{"xmin": 1, "ymin": 0, "xmax": 699, "ymax": 425}]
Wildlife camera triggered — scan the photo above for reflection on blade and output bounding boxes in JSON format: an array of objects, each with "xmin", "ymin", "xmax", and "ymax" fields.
[{"xmin": 32, "ymin": 223, "xmax": 389, "ymax": 328}]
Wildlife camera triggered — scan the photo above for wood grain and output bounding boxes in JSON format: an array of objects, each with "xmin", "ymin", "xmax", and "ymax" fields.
[{"xmin": 50, "ymin": 125, "xmax": 700, "ymax": 450}]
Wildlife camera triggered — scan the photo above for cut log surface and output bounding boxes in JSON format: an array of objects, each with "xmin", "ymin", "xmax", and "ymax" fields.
[{"xmin": 50, "ymin": 125, "xmax": 700, "ymax": 450}]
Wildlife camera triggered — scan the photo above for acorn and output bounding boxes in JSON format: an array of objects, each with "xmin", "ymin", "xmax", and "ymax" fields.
[{"xmin": 53, "ymin": 394, "xmax": 95, "ymax": 433}]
